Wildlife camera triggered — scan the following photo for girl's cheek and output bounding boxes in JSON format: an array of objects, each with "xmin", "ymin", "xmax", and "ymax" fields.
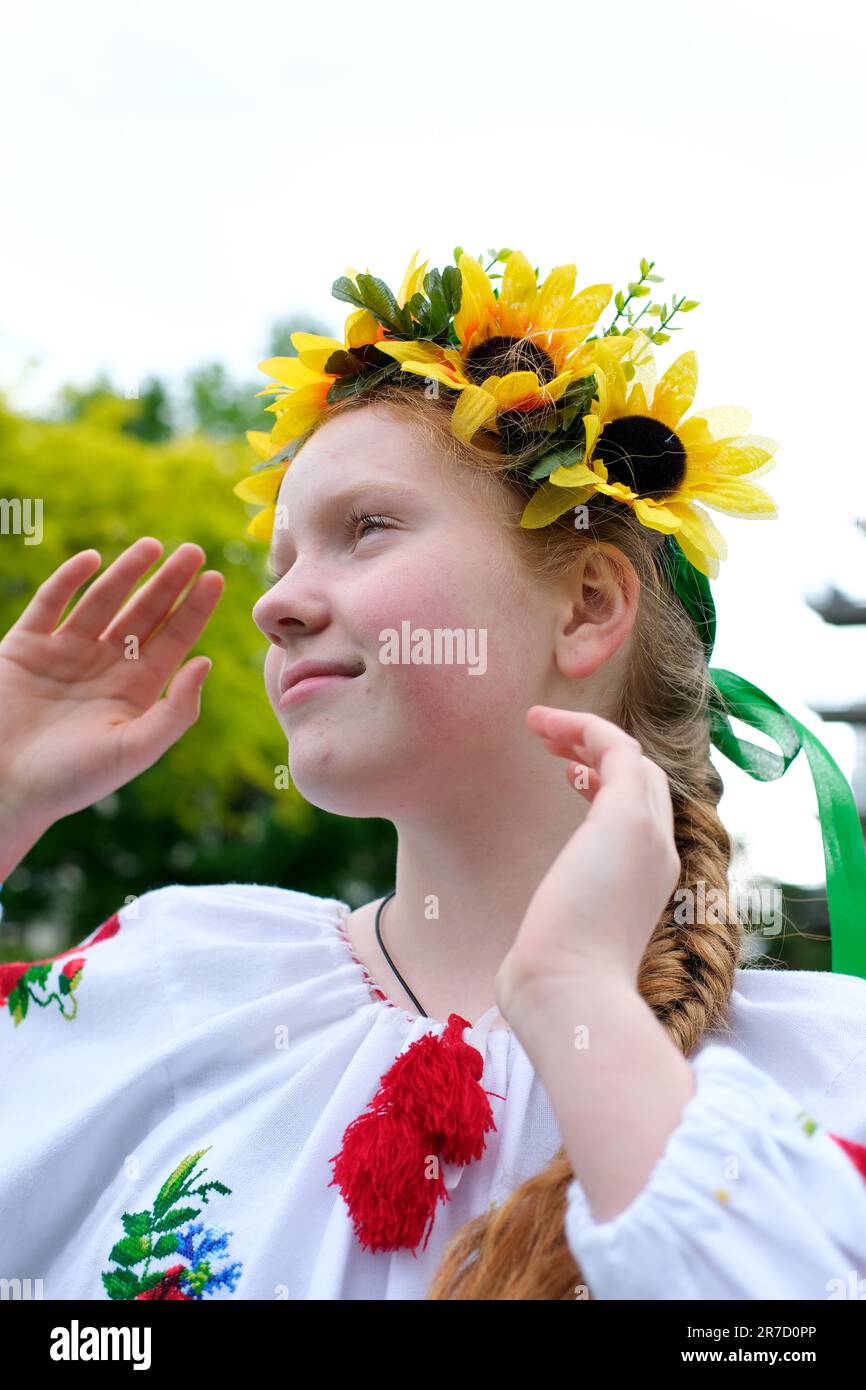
[
  {"xmin": 359, "ymin": 565, "xmax": 472, "ymax": 638},
  {"xmin": 358, "ymin": 569, "xmax": 518, "ymax": 713}
]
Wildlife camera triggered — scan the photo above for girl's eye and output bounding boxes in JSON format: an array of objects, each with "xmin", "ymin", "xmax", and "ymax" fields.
[
  {"xmin": 343, "ymin": 508, "xmax": 396, "ymax": 544},
  {"xmin": 265, "ymin": 509, "xmax": 395, "ymax": 585}
]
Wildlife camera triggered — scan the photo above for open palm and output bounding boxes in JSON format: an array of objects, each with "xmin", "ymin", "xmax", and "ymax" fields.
[{"xmin": 0, "ymin": 537, "xmax": 224, "ymax": 830}]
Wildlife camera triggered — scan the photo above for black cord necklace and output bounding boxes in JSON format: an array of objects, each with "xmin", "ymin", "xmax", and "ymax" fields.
[{"xmin": 374, "ymin": 889, "xmax": 427, "ymax": 1017}]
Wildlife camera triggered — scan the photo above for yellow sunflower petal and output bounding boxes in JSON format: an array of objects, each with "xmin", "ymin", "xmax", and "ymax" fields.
[
  {"xmin": 345, "ymin": 308, "xmax": 381, "ymax": 349},
  {"xmin": 520, "ymin": 480, "xmax": 598, "ymax": 529},
  {"xmin": 270, "ymin": 384, "xmax": 330, "ymax": 444},
  {"xmin": 397, "ymin": 358, "xmax": 469, "ymax": 390},
  {"xmin": 548, "ymin": 462, "xmax": 604, "ymax": 489},
  {"xmin": 453, "ymin": 253, "xmax": 498, "ymax": 352},
  {"xmin": 669, "ymin": 531, "xmax": 720, "ymax": 579},
  {"xmin": 621, "ymin": 329, "xmax": 657, "ymax": 397},
  {"xmin": 685, "ymin": 478, "xmax": 777, "ymax": 517},
  {"xmin": 492, "ymin": 371, "xmax": 545, "ymax": 410},
  {"xmin": 259, "ymin": 356, "xmax": 327, "ymax": 389},
  {"xmin": 541, "ymin": 370, "xmax": 574, "ymax": 403},
  {"xmin": 675, "ymin": 415, "xmax": 717, "ymax": 461},
  {"xmin": 233, "ymin": 463, "xmax": 287, "ymax": 504},
  {"xmin": 451, "ymin": 385, "xmax": 499, "ymax": 442},
  {"xmin": 290, "ymin": 333, "xmax": 351, "ymax": 373},
  {"xmin": 290, "ymin": 332, "xmax": 343, "ymax": 356},
  {"xmin": 535, "ymin": 264, "xmax": 577, "ymax": 323},
  {"xmin": 375, "ymin": 339, "xmax": 448, "ymax": 366},
  {"xmin": 594, "ymin": 478, "xmax": 638, "ymax": 504},
  {"xmin": 558, "ymin": 284, "xmax": 613, "ymax": 343},
  {"xmin": 698, "ymin": 406, "xmax": 752, "ymax": 439},
  {"xmin": 652, "ymin": 350, "xmax": 698, "ymax": 429},
  {"xmin": 591, "ymin": 364, "xmax": 610, "ymax": 419},
  {"xmin": 601, "ymin": 359, "xmax": 629, "ymax": 420},
  {"xmin": 245, "ymin": 430, "xmax": 276, "ymax": 460},
  {"xmin": 626, "ymin": 381, "xmax": 650, "ymax": 415},
  {"xmin": 708, "ymin": 436, "xmax": 778, "ymax": 475},
  {"xmin": 396, "ymin": 249, "xmax": 429, "ymax": 308},
  {"xmin": 246, "ymin": 503, "xmax": 277, "ymax": 542},
  {"xmin": 498, "ymin": 251, "xmax": 538, "ymax": 335},
  {"xmin": 632, "ymin": 497, "xmax": 682, "ymax": 533},
  {"xmin": 583, "ymin": 413, "xmax": 601, "ymax": 461},
  {"xmin": 665, "ymin": 500, "xmax": 728, "ymax": 576}
]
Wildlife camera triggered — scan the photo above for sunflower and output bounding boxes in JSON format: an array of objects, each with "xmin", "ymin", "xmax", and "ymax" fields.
[
  {"xmin": 519, "ymin": 335, "xmax": 778, "ymax": 578},
  {"xmin": 232, "ymin": 253, "xmax": 430, "ymax": 539},
  {"xmin": 260, "ymin": 250, "xmax": 430, "ymax": 451},
  {"xmin": 374, "ymin": 250, "xmax": 612, "ymax": 444},
  {"xmin": 232, "ymin": 430, "xmax": 291, "ymax": 540}
]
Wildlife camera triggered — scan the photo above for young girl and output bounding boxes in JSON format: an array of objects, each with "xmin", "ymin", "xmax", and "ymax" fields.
[{"xmin": 2, "ymin": 249, "xmax": 866, "ymax": 1302}]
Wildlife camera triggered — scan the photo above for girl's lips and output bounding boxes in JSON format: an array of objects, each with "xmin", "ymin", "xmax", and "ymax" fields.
[{"xmin": 278, "ymin": 672, "xmax": 361, "ymax": 709}]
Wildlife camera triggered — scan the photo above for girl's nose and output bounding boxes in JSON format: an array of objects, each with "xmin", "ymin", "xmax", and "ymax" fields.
[{"xmin": 253, "ymin": 577, "xmax": 330, "ymax": 648}]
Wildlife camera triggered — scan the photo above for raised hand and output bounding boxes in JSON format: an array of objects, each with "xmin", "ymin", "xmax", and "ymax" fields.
[
  {"xmin": 0, "ymin": 538, "xmax": 224, "ymax": 840},
  {"xmin": 496, "ymin": 705, "xmax": 681, "ymax": 1017}
]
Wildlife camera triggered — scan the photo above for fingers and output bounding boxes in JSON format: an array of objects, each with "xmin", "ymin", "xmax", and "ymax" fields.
[
  {"xmin": 99, "ymin": 543, "xmax": 210, "ymax": 650},
  {"xmin": 11, "ymin": 549, "xmax": 103, "ymax": 635},
  {"xmin": 641, "ymin": 755, "xmax": 677, "ymax": 842},
  {"xmin": 115, "ymin": 657, "xmax": 212, "ymax": 773},
  {"xmin": 530, "ymin": 707, "xmax": 680, "ymax": 895},
  {"xmin": 54, "ymin": 538, "xmax": 164, "ymax": 640},
  {"xmin": 528, "ymin": 705, "xmax": 674, "ymax": 825},
  {"xmin": 563, "ymin": 758, "xmax": 602, "ymax": 801},
  {"xmin": 133, "ymin": 569, "xmax": 225, "ymax": 690},
  {"xmin": 164, "ymin": 656, "xmax": 212, "ymax": 721},
  {"xmin": 529, "ymin": 707, "xmax": 644, "ymax": 778}
]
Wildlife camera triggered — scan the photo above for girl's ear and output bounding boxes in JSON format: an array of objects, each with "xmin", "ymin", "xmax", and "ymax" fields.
[{"xmin": 555, "ymin": 543, "xmax": 640, "ymax": 682}]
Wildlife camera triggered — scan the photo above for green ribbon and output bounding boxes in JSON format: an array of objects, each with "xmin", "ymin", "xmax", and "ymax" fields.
[{"xmin": 662, "ymin": 536, "xmax": 866, "ymax": 981}]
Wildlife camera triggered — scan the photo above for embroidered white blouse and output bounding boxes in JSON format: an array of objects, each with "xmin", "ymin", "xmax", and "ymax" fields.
[{"xmin": 2, "ymin": 882, "xmax": 866, "ymax": 1301}]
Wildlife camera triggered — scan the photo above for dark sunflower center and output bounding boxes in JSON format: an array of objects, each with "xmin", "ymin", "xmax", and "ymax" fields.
[
  {"xmin": 594, "ymin": 415, "xmax": 687, "ymax": 499},
  {"xmin": 463, "ymin": 335, "xmax": 556, "ymax": 386}
]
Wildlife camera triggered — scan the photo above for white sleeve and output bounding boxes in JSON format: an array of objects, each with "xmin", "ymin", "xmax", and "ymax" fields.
[
  {"xmin": 563, "ymin": 1041, "xmax": 866, "ymax": 1300},
  {"xmin": 0, "ymin": 888, "xmax": 177, "ymax": 1278}
]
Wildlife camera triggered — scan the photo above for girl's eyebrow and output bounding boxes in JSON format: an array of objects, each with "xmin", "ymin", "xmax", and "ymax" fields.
[{"xmin": 267, "ymin": 480, "xmax": 417, "ymax": 568}]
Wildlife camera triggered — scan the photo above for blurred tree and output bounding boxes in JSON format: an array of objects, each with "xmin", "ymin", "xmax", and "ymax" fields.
[
  {"xmin": 56, "ymin": 374, "xmax": 175, "ymax": 443},
  {"xmin": 124, "ymin": 378, "xmax": 174, "ymax": 444},
  {"xmin": 266, "ymin": 315, "xmax": 332, "ymax": 360},
  {"xmin": 0, "ymin": 373, "xmax": 395, "ymax": 959},
  {"xmin": 181, "ymin": 314, "xmax": 333, "ymax": 437},
  {"xmin": 186, "ymin": 362, "xmax": 264, "ymax": 438}
]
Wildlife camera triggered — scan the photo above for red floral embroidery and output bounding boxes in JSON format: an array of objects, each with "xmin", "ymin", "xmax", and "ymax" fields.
[
  {"xmin": 1, "ymin": 911, "xmax": 122, "ymax": 1026},
  {"xmin": 828, "ymin": 1132, "xmax": 866, "ymax": 1182}
]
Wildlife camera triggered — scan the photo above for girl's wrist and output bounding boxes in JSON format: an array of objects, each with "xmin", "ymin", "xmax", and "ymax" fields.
[
  {"xmin": 0, "ymin": 809, "xmax": 53, "ymax": 882},
  {"xmin": 497, "ymin": 953, "xmax": 637, "ymax": 1033}
]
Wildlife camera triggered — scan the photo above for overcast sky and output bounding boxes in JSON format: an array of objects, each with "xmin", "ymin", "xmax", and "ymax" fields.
[{"xmin": 1, "ymin": 0, "xmax": 864, "ymax": 890}]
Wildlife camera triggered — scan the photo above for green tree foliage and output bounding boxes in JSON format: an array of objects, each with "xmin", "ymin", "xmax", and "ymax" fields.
[{"xmin": 0, "ymin": 377, "xmax": 395, "ymax": 957}]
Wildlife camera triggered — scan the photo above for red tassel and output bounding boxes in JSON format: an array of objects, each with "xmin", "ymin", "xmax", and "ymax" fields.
[
  {"xmin": 327, "ymin": 1013, "xmax": 504, "ymax": 1255},
  {"xmin": 828, "ymin": 1131, "xmax": 866, "ymax": 1183}
]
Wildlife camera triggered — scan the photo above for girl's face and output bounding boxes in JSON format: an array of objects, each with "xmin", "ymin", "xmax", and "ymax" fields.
[{"xmin": 251, "ymin": 403, "xmax": 571, "ymax": 820}]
